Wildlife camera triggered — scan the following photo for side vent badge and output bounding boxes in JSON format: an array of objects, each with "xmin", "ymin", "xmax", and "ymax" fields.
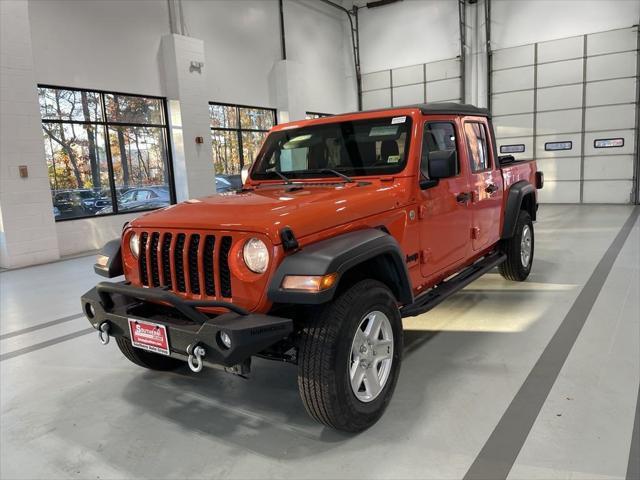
[{"xmin": 280, "ymin": 227, "xmax": 299, "ymax": 252}]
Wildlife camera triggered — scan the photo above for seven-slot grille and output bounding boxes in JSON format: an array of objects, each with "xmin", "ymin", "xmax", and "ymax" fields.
[{"xmin": 137, "ymin": 231, "xmax": 232, "ymax": 298}]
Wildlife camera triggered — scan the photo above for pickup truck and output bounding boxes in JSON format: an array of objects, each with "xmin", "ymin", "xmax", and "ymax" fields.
[{"xmin": 82, "ymin": 103, "xmax": 543, "ymax": 432}]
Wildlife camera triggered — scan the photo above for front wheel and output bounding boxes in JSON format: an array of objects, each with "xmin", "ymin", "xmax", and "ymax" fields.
[
  {"xmin": 297, "ymin": 279, "xmax": 403, "ymax": 432},
  {"xmin": 499, "ymin": 210, "xmax": 534, "ymax": 281}
]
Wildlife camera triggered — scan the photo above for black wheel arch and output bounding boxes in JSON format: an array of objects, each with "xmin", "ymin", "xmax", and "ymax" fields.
[
  {"xmin": 502, "ymin": 180, "xmax": 537, "ymax": 239},
  {"xmin": 268, "ymin": 229, "xmax": 413, "ymax": 306}
]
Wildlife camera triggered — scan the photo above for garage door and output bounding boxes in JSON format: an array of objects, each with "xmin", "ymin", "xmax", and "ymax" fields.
[
  {"xmin": 491, "ymin": 26, "xmax": 639, "ymax": 204},
  {"xmin": 362, "ymin": 57, "xmax": 462, "ymax": 110}
]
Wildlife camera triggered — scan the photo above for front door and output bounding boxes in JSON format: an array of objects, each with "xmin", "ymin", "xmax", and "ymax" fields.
[
  {"xmin": 419, "ymin": 120, "xmax": 472, "ymax": 279},
  {"xmin": 463, "ymin": 121, "xmax": 504, "ymax": 251}
]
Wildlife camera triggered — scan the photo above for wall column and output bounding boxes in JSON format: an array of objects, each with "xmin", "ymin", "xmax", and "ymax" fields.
[
  {"xmin": 160, "ymin": 34, "xmax": 215, "ymax": 202},
  {"xmin": 269, "ymin": 59, "xmax": 306, "ymax": 123},
  {"xmin": 0, "ymin": 0, "xmax": 60, "ymax": 268}
]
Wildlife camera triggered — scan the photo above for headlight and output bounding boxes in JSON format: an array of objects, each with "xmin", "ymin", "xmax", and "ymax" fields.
[
  {"xmin": 243, "ymin": 238, "xmax": 269, "ymax": 273},
  {"xmin": 129, "ymin": 232, "xmax": 140, "ymax": 259}
]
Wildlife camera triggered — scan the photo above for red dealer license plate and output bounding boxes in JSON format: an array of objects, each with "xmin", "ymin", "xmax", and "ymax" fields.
[{"xmin": 128, "ymin": 319, "xmax": 170, "ymax": 356}]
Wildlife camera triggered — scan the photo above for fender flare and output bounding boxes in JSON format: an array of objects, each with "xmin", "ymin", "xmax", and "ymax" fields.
[
  {"xmin": 94, "ymin": 239, "xmax": 123, "ymax": 278},
  {"xmin": 267, "ymin": 229, "xmax": 413, "ymax": 305},
  {"xmin": 502, "ymin": 180, "xmax": 536, "ymax": 239}
]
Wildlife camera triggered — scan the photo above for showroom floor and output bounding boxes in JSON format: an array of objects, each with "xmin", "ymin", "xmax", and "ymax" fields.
[{"xmin": 1, "ymin": 204, "xmax": 638, "ymax": 480}]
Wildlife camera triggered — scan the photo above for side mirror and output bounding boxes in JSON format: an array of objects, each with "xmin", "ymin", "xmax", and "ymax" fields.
[
  {"xmin": 241, "ymin": 164, "xmax": 251, "ymax": 185},
  {"xmin": 428, "ymin": 150, "xmax": 457, "ymax": 179}
]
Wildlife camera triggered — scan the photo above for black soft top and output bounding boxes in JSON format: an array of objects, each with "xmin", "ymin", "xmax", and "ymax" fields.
[{"xmin": 337, "ymin": 102, "xmax": 490, "ymax": 118}]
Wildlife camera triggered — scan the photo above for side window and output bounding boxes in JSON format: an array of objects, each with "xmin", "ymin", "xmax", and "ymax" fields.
[
  {"xmin": 464, "ymin": 122, "xmax": 490, "ymax": 172},
  {"xmin": 421, "ymin": 122, "xmax": 458, "ymax": 177}
]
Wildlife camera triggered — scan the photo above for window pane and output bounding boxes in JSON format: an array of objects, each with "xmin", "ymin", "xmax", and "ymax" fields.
[
  {"xmin": 43, "ymin": 122, "xmax": 112, "ymax": 219},
  {"xmin": 108, "ymin": 126, "xmax": 171, "ymax": 213},
  {"xmin": 239, "ymin": 107, "xmax": 275, "ymax": 130},
  {"xmin": 209, "ymin": 104, "xmax": 237, "ymax": 129},
  {"xmin": 464, "ymin": 123, "xmax": 489, "ymax": 172},
  {"xmin": 422, "ymin": 122, "xmax": 458, "ymax": 176},
  {"xmin": 39, "ymin": 88, "xmax": 103, "ymax": 122},
  {"xmin": 105, "ymin": 94, "xmax": 164, "ymax": 125},
  {"xmin": 252, "ymin": 117, "xmax": 412, "ymax": 179},
  {"xmin": 212, "ymin": 129, "xmax": 241, "ymax": 174},
  {"xmin": 241, "ymin": 131, "xmax": 267, "ymax": 168}
]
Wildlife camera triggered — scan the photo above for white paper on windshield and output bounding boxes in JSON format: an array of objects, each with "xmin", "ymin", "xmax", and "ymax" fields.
[
  {"xmin": 370, "ymin": 126, "xmax": 399, "ymax": 136},
  {"xmin": 391, "ymin": 116, "xmax": 406, "ymax": 124}
]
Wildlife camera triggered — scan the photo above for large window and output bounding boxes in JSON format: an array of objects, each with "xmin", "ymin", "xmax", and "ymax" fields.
[
  {"xmin": 38, "ymin": 86, "xmax": 174, "ymax": 221},
  {"xmin": 209, "ymin": 103, "xmax": 276, "ymax": 175}
]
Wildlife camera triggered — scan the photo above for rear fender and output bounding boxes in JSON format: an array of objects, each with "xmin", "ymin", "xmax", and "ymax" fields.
[{"xmin": 502, "ymin": 181, "xmax": 536, "ymax": 239}]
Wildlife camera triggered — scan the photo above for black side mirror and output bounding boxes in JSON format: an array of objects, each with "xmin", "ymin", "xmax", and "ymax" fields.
[{"xmin": 428, "ymin": 150, "xmax": 457, "ymax": 179}]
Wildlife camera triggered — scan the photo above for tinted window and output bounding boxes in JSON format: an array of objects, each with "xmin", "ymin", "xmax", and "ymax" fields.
[
  {"xmin": 464, "ymin": 122, "xmax": 490, "ymax": 172},
  {"xmin": 421, "ymin": 122, "xmax": 458, "ymax": 177}
]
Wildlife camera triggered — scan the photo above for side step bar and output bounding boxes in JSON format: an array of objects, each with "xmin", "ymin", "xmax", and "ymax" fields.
[{"xmin": 400, "ymin": 251, "xmax": 507, "ymax": 318}]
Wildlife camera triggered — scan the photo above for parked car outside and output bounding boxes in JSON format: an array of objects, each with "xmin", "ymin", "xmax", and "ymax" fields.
[
  {"xmin": 216, "ymin": 174, "xmax": 242, "ymax": 192},
  {"xmin": 96, "ymin": 186, "xmax": 171, "ymax": 215}
]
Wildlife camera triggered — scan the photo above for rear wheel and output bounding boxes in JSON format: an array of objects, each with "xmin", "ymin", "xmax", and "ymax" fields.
[
  {"xmin": 297, "ymin": 279, "xmax": 403, "ymax": 432},
  {"xmin": 115, "ymin": 336, "xmax": 182, "ymax": 371},
  {"xmin": 499, "ymin": 210, "xmax": 534, "ymax": 281}
]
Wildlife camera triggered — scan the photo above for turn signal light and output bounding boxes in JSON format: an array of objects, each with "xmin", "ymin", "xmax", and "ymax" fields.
[
  {"xmin": 96, "ymin": 254, "xmax": 109, "ymax": 267},
  {"xmin": 281, "ymin": 273, "xmax": 339, "ymax": 292}
]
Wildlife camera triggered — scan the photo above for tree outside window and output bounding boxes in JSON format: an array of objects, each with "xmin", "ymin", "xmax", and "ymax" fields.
[
  {"xmin": 209, "ymin": 103, "xmax": 276, "ymax": 175},
  {"xmin": 39, "ymin": 86, "xmax": 174, "ymax": 220}
]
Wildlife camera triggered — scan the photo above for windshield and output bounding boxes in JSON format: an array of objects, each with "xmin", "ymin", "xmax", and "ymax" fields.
[{"xmin": 251, "ymin": 116, "xmax": 412, "ymax": 180}]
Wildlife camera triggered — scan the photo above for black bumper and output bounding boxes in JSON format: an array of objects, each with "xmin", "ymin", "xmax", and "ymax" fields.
[{"xmin": 81, "ymin": 282, "xmax": 293, "ymax": 368}]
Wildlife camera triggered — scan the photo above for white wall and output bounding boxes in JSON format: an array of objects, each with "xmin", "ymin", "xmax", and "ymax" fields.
[
  {"xmin": 358, "ymin": 0, "xmax": 460, "ymax": 74},
  {"xmin": 29, "ymin": 0, "xmax": 170, "ymax": 96},
  {"xmin": 182, "ymin": 0, "xmax": 356, "ymax": 114},
  {"xmin": 0, "ymin": 0, "xmax": 60, "ymax": 268},
  {"xmin": 492, "ymin": 0, "xmax": 640, "ymax": 50}
]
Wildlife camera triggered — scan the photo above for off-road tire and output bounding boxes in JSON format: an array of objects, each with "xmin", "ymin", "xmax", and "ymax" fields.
[
  {"xmin": 499, "ymin": 210, "xmax": 534, "ymax": 281},
  {"xmin": 115, "ymin": 336, "xmax": 182, "ymax": 371},
  {"xmin": 297, "ymin": 279, "xmax": 403, "ymax": 432}
]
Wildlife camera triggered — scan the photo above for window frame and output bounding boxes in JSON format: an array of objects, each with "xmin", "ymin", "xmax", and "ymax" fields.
[
  {"xmin": 209, "ymin": 101, "xmax": 277, "ymax": 174},
  {"xmin": 463, "ymin": 121, "xmax": 492, "ymax": 173},
  {"xmin": 38, "ymin": 84, "xmax": 176, "ymax": 222}
]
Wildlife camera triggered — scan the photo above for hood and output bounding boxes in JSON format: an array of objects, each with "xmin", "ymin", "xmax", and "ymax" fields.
[{"xmin": 131, "ymin": 179, "xmax": 411, "ymax": 243}]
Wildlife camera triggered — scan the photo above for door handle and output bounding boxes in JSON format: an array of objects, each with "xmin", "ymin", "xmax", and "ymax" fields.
[
  {"xmin": 456, "ymin": 192, "xmax": 471, "ymax": 203},
  {"xmin": 485, "ymin": 184, "xmax": 498, "ymax": 194}
]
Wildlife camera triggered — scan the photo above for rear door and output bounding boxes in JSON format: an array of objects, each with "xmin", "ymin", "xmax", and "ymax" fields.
[
  {"xmin": 463, "ymin": 119, "xmax": 504, "ymax": 252},
  {"xmin": 419, "ymin": 119, "xmax": 472, "ymax": 279}
]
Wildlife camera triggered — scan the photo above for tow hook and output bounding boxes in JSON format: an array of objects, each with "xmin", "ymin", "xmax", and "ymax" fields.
[
  {"xmin": 187, "ymin": 344, "xmax": 206, "ymax": 373},
  {"xmin": 98, "ymin": 322, "xmax": 110, "ymax": 345}
]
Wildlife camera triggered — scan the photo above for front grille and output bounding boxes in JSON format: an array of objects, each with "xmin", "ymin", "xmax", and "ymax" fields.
[{"xmin": 138, "ymin": 230, "xmax": 233, "ymax": 300}]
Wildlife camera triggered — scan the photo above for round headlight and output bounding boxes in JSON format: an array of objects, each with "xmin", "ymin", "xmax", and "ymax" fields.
[
  {"xmin": 243, "ymin": 238, "xmax": 269, "ymax": 273},
  {"xmin": 129, "ymin": 232, "xmax": 140, "ymax": 259}
]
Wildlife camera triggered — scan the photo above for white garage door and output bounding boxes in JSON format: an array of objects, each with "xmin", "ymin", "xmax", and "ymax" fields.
[
  {"xmin": 491, "ymin": 26, "xmax": 639, "ymax": 204},
  {"xmin": 362, "ymin": 57, "xmax": 462, "ymax": 110}
]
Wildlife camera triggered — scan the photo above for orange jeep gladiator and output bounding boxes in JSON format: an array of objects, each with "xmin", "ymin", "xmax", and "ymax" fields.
[{"xmin": 83, "ymin": 103, "xmax": 543, "ymax": 432}]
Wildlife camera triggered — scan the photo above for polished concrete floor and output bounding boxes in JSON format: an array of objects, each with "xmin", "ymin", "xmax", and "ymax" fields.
[{"xmin": 1, "ymin": 205, "xmax": 638, "ymax": 480}]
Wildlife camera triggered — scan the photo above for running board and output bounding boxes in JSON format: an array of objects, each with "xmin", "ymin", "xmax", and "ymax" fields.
[{"xmin": 400, "ymin": 251, "xmax": 507, "ymax": 318}]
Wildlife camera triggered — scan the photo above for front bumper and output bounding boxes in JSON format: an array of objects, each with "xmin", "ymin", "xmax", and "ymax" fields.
[{"xmin": 81, "ymin": 282, "xmax": 293, "ymax": 368}]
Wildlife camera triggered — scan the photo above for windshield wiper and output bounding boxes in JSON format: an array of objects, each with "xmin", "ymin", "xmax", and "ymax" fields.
[
  {"xmin": 266, "ymin": 168, "xmax": 292, "ymax": 184},
  {"xmin": 312, "ymin": 169, "xmax": 355, "ymax": 183}
]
